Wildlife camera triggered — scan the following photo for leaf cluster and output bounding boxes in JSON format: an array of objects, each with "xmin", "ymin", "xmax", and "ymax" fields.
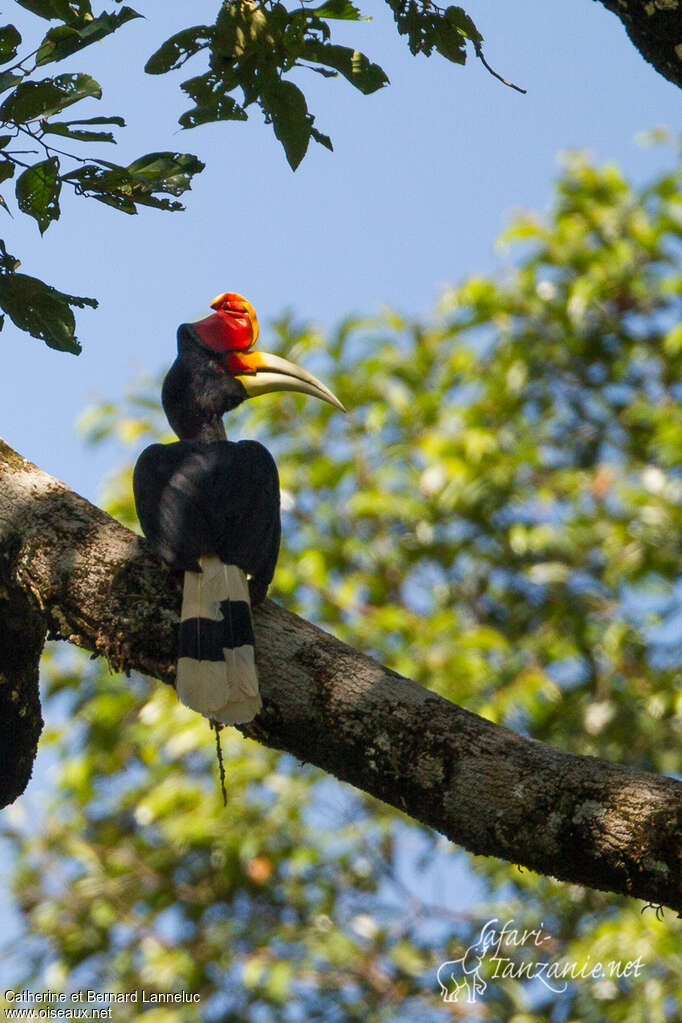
[
  {"xmin": 146, "ymin": 0, "xmax": 391, "ymax": 170},
  {"xmin": 384, "ymin": 1, "xmax": 481, "ymax": 63},
  {"xmin": 144, "ymin": 2, "xmax": 491, "ymax": 170},
  {"xmin": 0, "ymin": 1, "xmax": 496, "ymax": 354},
  {"xmin": 0, "ymin": 2, "xmax": 204, "ymax": 352}
]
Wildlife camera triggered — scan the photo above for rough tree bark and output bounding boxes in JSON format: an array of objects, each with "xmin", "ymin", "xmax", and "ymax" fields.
[
  {"xmin": 596, "ymin": 0, "xmax": 682, "ymax": 89},
  {"xmin": 0, "ymin": 437, "xmax": 681, "ymax": 912}
]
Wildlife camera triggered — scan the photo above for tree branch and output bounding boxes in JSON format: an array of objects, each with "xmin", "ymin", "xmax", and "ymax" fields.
[
  {"xmin": 595, "ymin": 0, "xmax": 682, "ymax": 90},
  {"xmin": 1, "ymin": 437, "xmax": 681, "ymax": 911}
]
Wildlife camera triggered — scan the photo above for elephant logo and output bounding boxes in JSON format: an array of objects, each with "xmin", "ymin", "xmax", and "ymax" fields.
[
  {"xmin": 437, "ymin": 941, "xmax": 488, "ymax": 1003},
  {"xmin": 436, "ymin": 918, "xmax": 501, "ymax": 1003}
]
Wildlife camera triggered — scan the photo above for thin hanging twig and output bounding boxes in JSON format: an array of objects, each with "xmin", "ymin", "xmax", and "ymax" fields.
[
  {"xmin": 475, "ymin": 43, "xmax": 527, "ymax": 94},
  {"xmin": 212, "ymin": 719, "xmax": 228, "ymax": 806}
]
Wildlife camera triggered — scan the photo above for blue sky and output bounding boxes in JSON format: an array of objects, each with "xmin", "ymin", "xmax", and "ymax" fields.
[{"xmin": 0, "ymin": 0, "xmax": 679, "ymax": 501}]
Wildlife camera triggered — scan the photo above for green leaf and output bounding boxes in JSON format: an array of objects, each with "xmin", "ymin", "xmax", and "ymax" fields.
[
  {"xmin": 261, "ymin": 80, "xmax": 311, "ymax": 171},
  {"xmin": 0, "ymin": 168, "xmax": 9, "ymax": 217},
  {"xmin": 15, "ymin": 0, "xmax": 61, "ymax": 18},
  {"xmin": 61, "ymin": 151, "xmax": 204, "ymax": 213},
  {"xmin": 15, "ymin": 0, "xmax": 92, "ymax": 23},
  {"xmin": 178, "ymin": 73, "xmax": 247, "ymax": 129},
  {"xmin": 35, "ymin": 8, "xmax": 141, "ymax": 66},
  {"xmin": 385, "ymin": 0, "xmax": 468, "ymax": 62},
  {"xmin": 0, "ymin": 160, "xmax": 14, "ymax": 183},
  {"xmin": 0, "ymin": 239, "xmax": 19, "ymax": 271},
  {"xmin": 305, "ymin": 65, "xmax": 337, "ymax": 78},
  {"xmin": 308, "ymin": 1, "xmax": 366, "ymax": 19},
  {"xmin": 445, "ymin": 5, "xmax": 483, "ymax": 46},
  {"xmin": 60, "ymin": 114, "xmax": 125, "ymax": 126},
  {"xmin": 0, "ymin": 269, "xmax": 96, "ymax": 353},
  {"xmin": 0, "ymin": 135, "xmax": 13, "ymax": 149},
  {"xmin": 310, "ymin": 126, "xmax": 333, "ymax": 152},
  {"xmin": 16, "ymin": 157, "xmax": 61, "ymax": 233},
  {"xmin": 0, "ymin": 72, "xmax": 22, "ymax": 95},
  {"xmin": 0, "ymin": 25, "xmax": 21, "ymax": 65},
  {"xmin": 212, "ymin": 2, "xmax": 270, "ymax": 61},
  {"xmin": 145, "ymin": 25, "xmax": 212, "ymax": 75},
  {"xmin": 435, "ymin": 25, "xmax": 467, "ymax": 64},
  {"xmin": 301, "ymin": 41, "xmax": 388, "ymax": 94},
  {"xmin": 0, "ymin": 73, "xmax": 101, "ymax": 122},
  {"xmin": 42, "ymin": 121, "xmax": 116, "ymax": 142},
  {"xmin": 60, "ymin": 162, "xmax": 144, "ymax": 213},
  {"xmin": 126, "ymin": 151, "xmax": 205, "ymax": 196}
]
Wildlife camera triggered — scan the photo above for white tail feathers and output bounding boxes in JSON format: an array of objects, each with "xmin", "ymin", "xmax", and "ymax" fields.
[{"xmin": 176, "ymin": 554, "xmax": 261, "ymax": 724}]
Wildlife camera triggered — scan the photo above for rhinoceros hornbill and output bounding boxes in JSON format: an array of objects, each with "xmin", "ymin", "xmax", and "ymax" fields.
[{"xmin": 133, "ymin": 292, "xmax": 344, "ymax": 725}]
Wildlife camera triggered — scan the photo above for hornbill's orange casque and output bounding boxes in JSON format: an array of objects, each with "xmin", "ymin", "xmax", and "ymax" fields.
[{"xmin": 133, "ymin": 292, "xmax": 344, "ymax": 725}]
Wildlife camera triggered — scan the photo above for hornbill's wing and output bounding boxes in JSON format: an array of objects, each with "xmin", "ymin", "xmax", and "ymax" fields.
[
  {"xmin": 133, "ymin": 439, "xmax": 280, "ymax": 595},
  {"xmin": 215, "ymin": 440, "xmax": 281, "ymax": 598}
]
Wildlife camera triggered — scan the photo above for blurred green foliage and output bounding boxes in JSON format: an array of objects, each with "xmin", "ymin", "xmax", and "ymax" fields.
[{"xmin": 2, "ymin": 141, "xmax": 682, "ymax": 1020}]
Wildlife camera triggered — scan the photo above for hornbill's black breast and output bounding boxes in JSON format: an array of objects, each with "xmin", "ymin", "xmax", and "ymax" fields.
[{"xmin": 133, "ymin": 438, "xmax": 281, "ymax": 593}]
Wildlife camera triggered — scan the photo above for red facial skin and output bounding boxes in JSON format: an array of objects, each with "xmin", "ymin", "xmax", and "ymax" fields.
[{"xmin": 192, "ymin": 292, "xmax": 259, "ymax": 356}]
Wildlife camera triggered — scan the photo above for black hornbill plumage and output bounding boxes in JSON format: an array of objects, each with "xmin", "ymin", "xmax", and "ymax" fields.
[{"xmin": 133, "ymin": 292, "xmax": 344, "ymax": 724}]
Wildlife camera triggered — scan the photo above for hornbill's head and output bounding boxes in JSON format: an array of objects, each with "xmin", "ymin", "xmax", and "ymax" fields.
[
  {"xmin": 165, "ymin": 292, "xmax": 345, "ymax": 440},
  {"xmin": 182, "ymin": 292, "xmax": 344, "ymax": 409}
]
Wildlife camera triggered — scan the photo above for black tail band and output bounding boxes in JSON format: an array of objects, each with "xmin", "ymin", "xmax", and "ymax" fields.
[{"xmin": 178, "ymin": 599, "xmax": 254, "ymax": 661}]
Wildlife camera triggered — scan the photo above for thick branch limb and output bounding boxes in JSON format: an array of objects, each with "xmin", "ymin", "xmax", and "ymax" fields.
[
  {"xmin": 0, "ymin": 437, "xmax": 681, "ymax": 911},
  {"xmin": 595, "ymin": 0, "xmax": 682, "ymax": 90}
]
